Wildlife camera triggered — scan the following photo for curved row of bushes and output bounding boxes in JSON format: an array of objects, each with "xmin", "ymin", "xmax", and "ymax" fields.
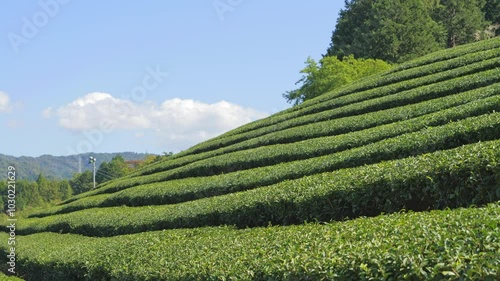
[
  {"xmin": 219, "ymin": 40, "xmax": 500, "ymax": 138},
  {"xmin": 18, "ymin": 119, "xmax": 500, "ymax": 236},
  {"xmin": 120, "ymin": 62, "xmax": 500, "ymax": 181},
  {"xmin": 214, "ymin": 38, "xmax": 500, "ymax": 140},
  {"xmin": 175, "ymin": 52, "xmax": 500, "ymax": 157},
  {"xmin": 36, "ymin": 92, "xmax": 500, "ymax": 216},
  {"xmin": 65, "ymin": 71, "xmax": 500, "ymax": 202},
  {"xmin": 3, "ymin": 203, "xmax": 498, "ymax": 280}
]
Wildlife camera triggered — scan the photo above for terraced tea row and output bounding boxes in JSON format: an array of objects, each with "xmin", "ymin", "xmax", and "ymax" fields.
[
  {"xmin": 66, "ymin": 91, "xmax": 500, "ymax": 202},
  {"xmin": 4, "ymin": 203, "xmax": 498, "ymax": 280},
  {"xmin": 33, "ymin": 93, "xmax": 500, "ymax": 217},
  {"xmin": 214, "ymin": 38, "xmax": 500, "ymax": 140},
  {"xmin": 174, "ymin": 54, "xmax": 500, "ymax": 157},
  {"xmin": 74, "ymin": 87, "xmax": 486, "ymax": 203},
  {"xmin": 386, "ymin": 36, "xmax": 500, "ymax": 73},
  {"xmin": 19, "ymin": 132, "xmax": 500, "ymax": 236},
  {"xmin": 4, "ymin": 37, "xmax": 500, "ymax": 281},
  {"xmin": 121, "ymin": 62, "xmax": 500, "ymax": 180}
]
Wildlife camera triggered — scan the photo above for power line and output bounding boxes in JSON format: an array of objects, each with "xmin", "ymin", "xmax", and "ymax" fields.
[{"xmin": 96, "ymin": 170, "xmax": 116, "ymax": 180}]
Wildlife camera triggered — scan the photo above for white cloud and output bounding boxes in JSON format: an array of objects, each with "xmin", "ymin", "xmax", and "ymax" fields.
[
  {"xmin": 53, "ymin": 93, "xmax": 152, "ymax": 130},
  {"xmin": 44, "ymin": 92, "xmax": 269, "ymax": 149},
  {"xmin": 0, "ymin": 91, "xmax": 11, "ymax": 113},
  {"xmin": 42, "ymin": 107, "xmax": 53, "ymax": 118}
]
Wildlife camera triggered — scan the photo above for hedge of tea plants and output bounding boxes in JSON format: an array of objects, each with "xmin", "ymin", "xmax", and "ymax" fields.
[
  {"xmin": 30, "ymin": 93, "xmax": 500, "ymax": 218},
  {"xmin": 3, "ymin": 203, "xmax": 498, "ymax": 280},
  {"xmin": 19, "ymin": 137, "xmax": 500, "ymax": 237}
]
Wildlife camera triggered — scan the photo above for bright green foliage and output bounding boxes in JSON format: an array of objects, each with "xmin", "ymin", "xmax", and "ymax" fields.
[
  {"xmin": 3, "ymin": 204, "xmax": 499, "ymax": 280},
  {"xmin": 36, "ymin": 174, "xmax": 72, "ymax": 203},
  {"xmin": 0, "ymin": 272, "xmax": 25, "ymax": 280},
  {"xmin": 56, "ymin": 181, "xmax": 72, "ymax": 202},
  {"xmin": 51, "ymin": 87, "xmax": 500, "ymax": 207},
  {"xmin": 59, "ymin": 40, "xmax": 500, "ymax": 204},
  {"xmin": 212, "ymin": 39, "xmax": 500, "ymax": 146},
  {"xmin": 283, "ymin": 55, "xmax": 392, "ymax": 105},
  {"xmin": 100, "ymin": 59, "xmax": 500, "ymax": 186},
  {"xmin": 0, "ymin": 177, "xmax": 72, "ymax": 211},
  {"xmin": 36, "ymin": 174, "xmax": 56, "ymax": 202}
]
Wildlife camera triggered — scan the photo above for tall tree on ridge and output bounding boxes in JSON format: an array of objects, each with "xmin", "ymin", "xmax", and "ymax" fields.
[
  {"xmin": 327, "ymin": 0, "xmax": 444, "ymax": 63},
  {"xmin": 435, "ymin": 0, "xmax": 489, "ymax": 47},
  {"xmin": 96, "ymin": 155, "xmax": 129, "ymax": 184},
  {"xmin": 483, "ymin": 0, "xmax": 500, "ymax": 36}
]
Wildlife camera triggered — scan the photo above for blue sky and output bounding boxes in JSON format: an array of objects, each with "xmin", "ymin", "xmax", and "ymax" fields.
[{"xmin": 0, "ymin": 1, "xmax": 343, "ymax": 157}]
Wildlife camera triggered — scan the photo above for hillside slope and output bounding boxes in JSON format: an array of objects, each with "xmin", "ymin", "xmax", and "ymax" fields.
[
  {"xmin": 2, "ymin": 38, "xmax": 500, "ymax": 280},
  {"xmin": 0, "ymin": 152, "xmax": 151, "ymax": 181}
]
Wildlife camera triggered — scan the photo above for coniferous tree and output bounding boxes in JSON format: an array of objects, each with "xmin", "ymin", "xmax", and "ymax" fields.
[
  {"xmin": 326, "ymin": 0, "xmax": 490, "ymax": 62},
  {"xmin": 435, "ymin": 0, "xmax": 489, "ymax": 47},
  {"xmin": 327, "ymin": 0, "xmax": 444, "ymax": 63},
  {"xmin": 484, "ymin": 0, "xmax": 500, "ymax": 36}
]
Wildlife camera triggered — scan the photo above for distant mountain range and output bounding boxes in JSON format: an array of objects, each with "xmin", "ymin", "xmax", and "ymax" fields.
[{"xmin": 0, "ymin": 152, "xmax": 152, "ymax": 181}]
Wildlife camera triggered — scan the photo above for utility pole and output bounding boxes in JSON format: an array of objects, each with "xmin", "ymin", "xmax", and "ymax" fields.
[{"xmin": 89, "ymin": 156, "xmax": 96, "ymax": 189}]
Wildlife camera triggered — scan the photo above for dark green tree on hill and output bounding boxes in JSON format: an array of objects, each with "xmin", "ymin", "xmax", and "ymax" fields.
[
  {"xmin": 327, "ymin": 0, "xmax": 445, "ymax": 63},
  {"xmin": 435, "ymin": 0, "xmax": 489, "ymax": 47},
  {"xmin": 484, "ymin": 0, "xmax": 500, "ymax": 36},
  {"xmin": 95, "ymin": 155, "xmax": 129, "ymax": 184},
  {"xmin": 69, "ymin": 171, "xmax": 94, "ymax": 195},
  {"xmin": 326, "ymin": 0, "xmax": 491, "ymax": 63},
  {"xmin": 484, "ymin": 0, "xmax": 500, "ymax": 23}
]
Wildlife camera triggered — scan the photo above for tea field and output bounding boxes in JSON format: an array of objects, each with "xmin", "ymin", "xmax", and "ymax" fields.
[{"xmin": 2, "ymin": 38, "xmax": 500, "ymax": 280}]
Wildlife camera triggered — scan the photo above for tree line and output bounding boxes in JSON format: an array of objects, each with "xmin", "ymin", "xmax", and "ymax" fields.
[
  {"xmin": 0, "ymin": 154, "xmax": 170, "ymax": 212},
  {"xmin": 285, "ymin": 0, "xmax": 500, "ymax": 105}
]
